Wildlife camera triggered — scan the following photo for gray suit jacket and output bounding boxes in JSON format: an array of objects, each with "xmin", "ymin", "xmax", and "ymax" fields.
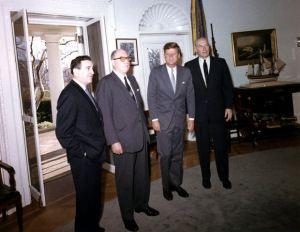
[
  {"xmin": 147, "ymin": 64, "xmax": 195, "ymax": 130},
  {"xmin": 95, "ymin": 72, "xmax": 149, "ymax": 153}
]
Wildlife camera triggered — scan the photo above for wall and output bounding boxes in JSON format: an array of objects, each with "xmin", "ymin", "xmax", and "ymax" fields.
[
  {"xmin": 112, "ymin": 0, "xmax": 192, "ymax": 103},
  {"xmin": 203, "ymin": 0, "xmax": 300, "ymax": 85},
  {"xmin": 203, "ymin": 0, "xmax": 300, "ymax": 120}
]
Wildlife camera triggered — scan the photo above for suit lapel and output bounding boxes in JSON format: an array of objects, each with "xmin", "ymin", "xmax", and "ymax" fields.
[
  {"xmin": 128, "ymin": 75, "xmax": 142, "ymax": 108},
  {"xmin": 175, "ymin": 65, "xmax": 182, "ymax": 95},
  {"xmin": 111, "ymin": 72, "xmax": 137, "ymax": 107},
  {"xmin": 71, "ymin": 80, "xmax": 99, "ymax": 115},
  {"xmin": 194, "ymin": 58, "xmax": 207, "ymax": 89},
  {"xmin": 208, "ymin": 57, "xmax": 215, "ymax": 85}
]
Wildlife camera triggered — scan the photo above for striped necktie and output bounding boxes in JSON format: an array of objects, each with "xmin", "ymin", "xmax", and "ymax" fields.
[
  {"xmin": 124, "ymin": 76, "xmax": 136, "ymax": 102},
  {"xmin": 170, "ymin": 67, "xmax": 176, "ymax": 92}
]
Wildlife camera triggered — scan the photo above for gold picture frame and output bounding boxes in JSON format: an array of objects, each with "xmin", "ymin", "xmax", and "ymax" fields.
[{"xmin": 231, "ymin": 29, "xmax": 277, "ymax": 66}]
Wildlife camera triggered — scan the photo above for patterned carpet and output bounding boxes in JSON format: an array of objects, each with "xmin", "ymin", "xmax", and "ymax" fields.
[{"xmin": 53, "ymin": 146, "xmax": 300, "ymax": 232}]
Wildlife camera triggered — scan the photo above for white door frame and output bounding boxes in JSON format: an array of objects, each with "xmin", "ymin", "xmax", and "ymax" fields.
[
  {"xmin": 11, "ymin": 10, "xmax": 111, "ymax": 205},
  {"xmin": 11, "ymin": 9, "xmax": 46, "ymax": 206}
]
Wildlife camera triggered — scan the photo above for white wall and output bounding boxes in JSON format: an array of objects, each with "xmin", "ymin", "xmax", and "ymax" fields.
[
  {"xmin": 203, "ymin": 0, "xmax": 300, "ymax": 120},
  {"xmin": 112, "ymin": 0, "xmax": 191, "ymax": 103},
  {"xmin": 112, "ymin": 0, "xmax": 300, "ymax": 120},
  {"xmin": 203, "ymin": 0, "xmax": 300, "ymax": 85}
]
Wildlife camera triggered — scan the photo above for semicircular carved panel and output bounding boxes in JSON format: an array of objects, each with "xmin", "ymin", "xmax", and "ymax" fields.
[{"xmin": 139, "ymin": 3, "xmax": 189, "ymax": 33}]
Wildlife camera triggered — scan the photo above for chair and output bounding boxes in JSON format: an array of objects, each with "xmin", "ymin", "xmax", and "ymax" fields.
[{"xmin": 0, "ymin": 160, "xmax": 23, "ymax": 231}]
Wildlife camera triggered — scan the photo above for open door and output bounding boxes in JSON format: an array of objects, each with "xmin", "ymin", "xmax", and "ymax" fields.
[
  {"xmin": 83, "ymin": 18, "xmax": 109, "ymax": 88},
  {"xmin": 11, "ymin": 9, "xmax": 46, "ymax": 206},
  {"xmin": 82, "ymin": 19, "xmax": 115, "ymax": 173}
]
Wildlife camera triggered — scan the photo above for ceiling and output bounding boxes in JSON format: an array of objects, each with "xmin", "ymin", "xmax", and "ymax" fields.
[{"xmin": 28, "ymin": 24, "xmax": 76, "ymax": 37}]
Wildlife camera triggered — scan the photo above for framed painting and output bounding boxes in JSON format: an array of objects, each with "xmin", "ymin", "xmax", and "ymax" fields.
[
  {"xmin": 231, "ymin": 29, "xmax": 277, "ymax": 66},
  {"xmin": 116, "ymin": 38, "xmax": 139, "ymax": 65}
]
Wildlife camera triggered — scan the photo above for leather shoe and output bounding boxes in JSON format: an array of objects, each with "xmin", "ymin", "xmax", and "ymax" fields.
[
  {"xmin": 171, "ymin": 186, "xmax": 189, "ymax": 198},
  {"xmin": 135, "ymin": 206, "xmax": 159, "ymax": 216},
  {"xmin": 222, "ymin": 180, "xmax": 232, "ymax": 189},
  {"xmin": 163, "ymin": 188, "xmax": 173, "ymax": 201},
  {"xmin": 123, "ymin": 219, "xmax": 139, "ymax": 231},
  {"xmin": 97, "ymin": 226, "xmax": 105, "ymax": 232},
  {"xmin": 202, "ymin": 179, "xmax": 211, "ymax": 189}
]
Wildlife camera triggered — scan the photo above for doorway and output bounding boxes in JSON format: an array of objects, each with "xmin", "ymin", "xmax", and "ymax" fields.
[{"xmin": 11, "ymin": 10, "xmax": 108, "ymax": 206}]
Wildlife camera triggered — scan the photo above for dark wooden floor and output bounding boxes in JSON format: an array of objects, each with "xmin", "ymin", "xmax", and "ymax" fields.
[{"xmin": 1, "ymin": 133, "xmax": 300, "ymax": 232}]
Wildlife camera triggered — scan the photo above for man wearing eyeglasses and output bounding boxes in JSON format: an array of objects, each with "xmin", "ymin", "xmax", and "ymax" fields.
[{"xmin": 95, "ymin": 49, "xmax": 159, "ymax": 232}]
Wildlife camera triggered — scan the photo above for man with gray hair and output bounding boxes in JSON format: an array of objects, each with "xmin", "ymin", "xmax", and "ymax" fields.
[
  {"xmin": 185, "ymin": 37, "xmax": 234, "ymax": 190},
  {"xmin": 96, "ymin": 49, "xmax": 159, "ymax": 231}
]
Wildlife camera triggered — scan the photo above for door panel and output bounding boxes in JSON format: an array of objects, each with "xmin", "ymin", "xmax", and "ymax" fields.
[{"xmin": 12, "ymin": 9, "xmax": 46, "ymax": 206}]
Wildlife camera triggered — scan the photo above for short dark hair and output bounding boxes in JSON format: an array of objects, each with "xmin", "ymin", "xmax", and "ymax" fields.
[
  {"xmin": 163, "ymin": 42, "xmax": 182, "ymax": 56},
  {"xmin": 70, "ymin": 55, "xmax": 92, "ymax": 75}
]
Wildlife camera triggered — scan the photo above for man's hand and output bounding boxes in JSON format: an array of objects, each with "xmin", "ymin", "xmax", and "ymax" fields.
[
  {"xmin": 187, "ymin": 119, "xmax": 194, "ymax": 132},
  {"xmin": 224, "ymin": 108, "xmax": 233, "ymax": 122},
  {"xmin": 111, "ymin": 142, "xmax": 123, "ymax": 155},
  {"xmin": 152, "ymin": 120, "xmax": 161, "ymax": 132}
]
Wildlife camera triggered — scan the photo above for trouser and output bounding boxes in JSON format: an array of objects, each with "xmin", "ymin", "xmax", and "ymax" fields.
[
  {"xmin": 157, "ymin": 121, "xmax": 185, "ymax": 190},
  {"xmin": 70, "ymin": 157, "xmax": 103, "ymax": 232},
  {"xmin": 113, "ymin": 141, "xmax": 150, "ymax": 221},
  {"xmin": 195, "ymin": 123, "xmax": 229, "ymax": 182}
]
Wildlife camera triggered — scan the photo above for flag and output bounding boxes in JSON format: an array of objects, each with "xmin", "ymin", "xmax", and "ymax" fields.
[{"xmin": 191, "ymin": 0, "xmax": 207, "ymax": 54}]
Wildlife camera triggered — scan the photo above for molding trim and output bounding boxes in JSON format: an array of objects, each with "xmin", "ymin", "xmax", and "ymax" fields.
[{"xmin": 139, "ymin": 2, "xmax": 189, "ymax": 33}]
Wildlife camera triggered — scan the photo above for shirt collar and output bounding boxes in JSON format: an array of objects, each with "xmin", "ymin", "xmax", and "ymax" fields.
[
  {"xmin": 113, "ymin": 70, "xmax": 127, "ymax": 79},
  {"xmin": 198, "ymin": 56, "xmax": 210, "ymax": 63},
  {"xmin": 166, "ymin": 65, "xmax": 177, "ymax": 72}
]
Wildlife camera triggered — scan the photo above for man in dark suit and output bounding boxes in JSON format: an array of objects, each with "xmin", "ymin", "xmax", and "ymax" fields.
[
  {"xmin": 95, "ymin": 49, "xmax": 159, "ymax": 232},
  {"xmin": 147, "ymin": 42, "xmax": 195, "ymax": 201},
  {"xmin": 185, "ymin": 37, "xmax": 234, "ymax": 190},
  {"xmin": 55, "ymin": 56, "xmax": 106, "ymax": 232}
]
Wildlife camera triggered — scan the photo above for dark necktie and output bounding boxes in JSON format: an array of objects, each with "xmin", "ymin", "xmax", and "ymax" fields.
[
  {"xmin": 124, "ymin": 77, "xmax": 136, "ymax": 102},
  {"xmin": 203, "ymin": 59, "xmax": 209, "ymax": 87}
]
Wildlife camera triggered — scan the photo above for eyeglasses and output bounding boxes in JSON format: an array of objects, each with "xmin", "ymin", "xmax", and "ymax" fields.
[{"xmin": 113, "ymin": 56, "xmax": 132, "ymax": 62}]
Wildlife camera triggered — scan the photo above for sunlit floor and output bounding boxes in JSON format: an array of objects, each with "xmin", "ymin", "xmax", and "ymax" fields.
[{"xmin": 39, "ymin": 130, "xmax": 70, "ymax": 182}]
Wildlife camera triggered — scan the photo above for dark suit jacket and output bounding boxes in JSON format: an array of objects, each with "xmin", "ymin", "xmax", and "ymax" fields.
[
  {"xmin": 147, "ymin": 64, "xmax": 195, "ymax": 131},
  {"xmin": 95, "ymin": 72, "xmax": 149, "ymax": 153},
  {"xmin": 56, "ymin": 80, "xmax": 106, "ymax": 163},
  {"xmin": 185, "ymin": 57, "xmax": 234, "ymax": 124}
]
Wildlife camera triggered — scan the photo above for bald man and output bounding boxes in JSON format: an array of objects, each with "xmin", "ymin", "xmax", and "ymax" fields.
[
  {"xmin": 95, "ymin": 49, "xmax": 159, "ymax": 231},
  {"xmin": 185, "ymin": 38, "xmax": 234, "ymax": 190}
]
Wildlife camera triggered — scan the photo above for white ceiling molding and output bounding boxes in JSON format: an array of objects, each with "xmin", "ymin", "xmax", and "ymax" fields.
[{"xmin": 139, "ymin": 2, "xmax": 189, "ymax": 34}]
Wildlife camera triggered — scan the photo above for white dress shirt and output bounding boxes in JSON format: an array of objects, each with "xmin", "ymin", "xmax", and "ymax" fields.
[{"xmin": 198, "ymin": 56, "xmax": 210, "ymax": 86}]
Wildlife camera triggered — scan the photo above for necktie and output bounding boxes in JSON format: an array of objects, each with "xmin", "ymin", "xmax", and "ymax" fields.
[
  {"xmin": 85, "ymin": 88, "xmax": 98, "ymax": 110},
  {"xmin": 170, "ymin": 67, "xmax": 176, "ymax": 92},
  {"xmin": 124, "ymin": 77, "xmax": 136, "ymax": 102},
  {"xmin": 203, "ymin": 59, "xmax": 209, "ymax": 87}
]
